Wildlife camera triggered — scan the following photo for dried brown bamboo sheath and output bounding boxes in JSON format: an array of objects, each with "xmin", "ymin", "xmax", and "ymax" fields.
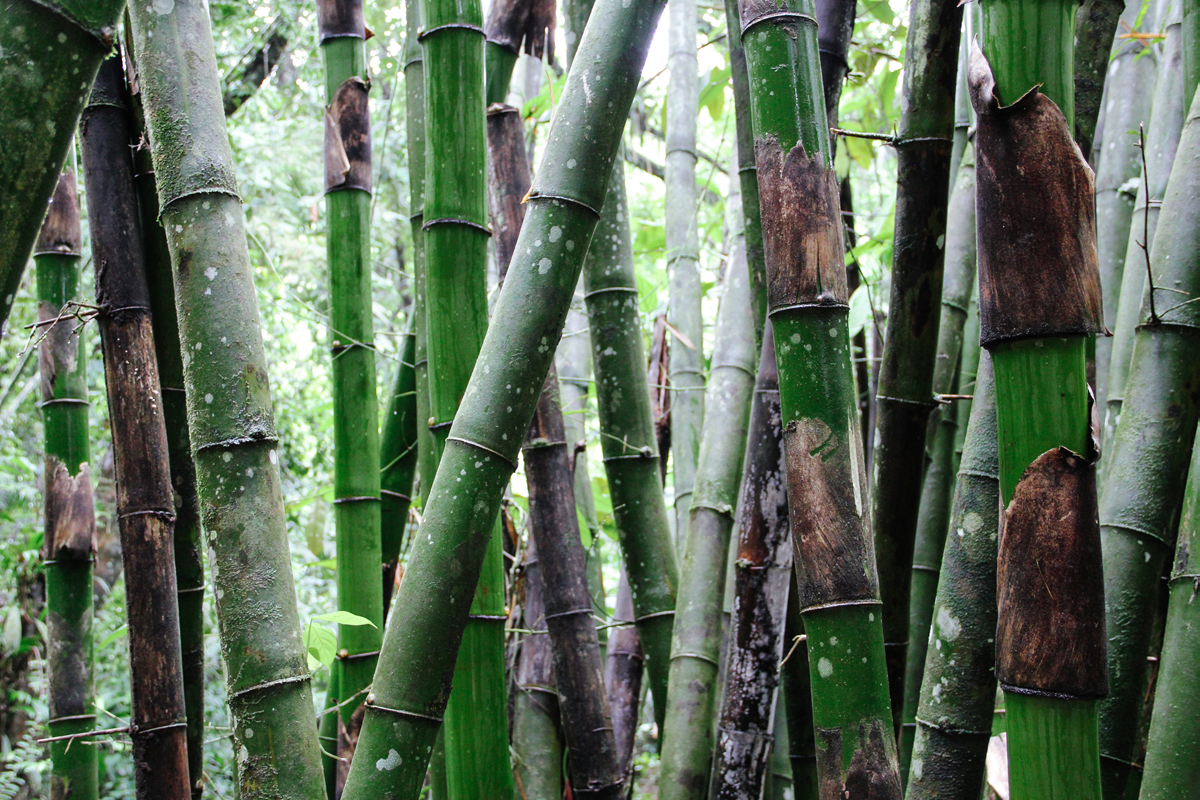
[{"xmin": 80, "ymin": 55, "xmax": 191, "ymax": 800}]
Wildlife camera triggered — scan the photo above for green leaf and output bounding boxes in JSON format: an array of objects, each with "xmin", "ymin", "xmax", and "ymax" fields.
[
  {"xmin": 304, "ymin": 622, "xmax": 338, "ymax": 669},
  {"xmin": 99, "ymin": 624, "xmax": 128, "ymax": 650},
  {"xmin": 576, "ymin": 507, "xmax": 593, "ymax": 549},
  {"xmin": 698, "ymin": 66, "xmax": 730, "ymax": 121},
  {"xmin": 304, "ymin": 500, "xmax": 327, "ymax": 559},
  {"xmin": 848, "ymin": 284, "xmax": 872, "ymax": 339},
  {"xmin": 313, "ymin": 611, "xmax": 378, "ymax": 628}
]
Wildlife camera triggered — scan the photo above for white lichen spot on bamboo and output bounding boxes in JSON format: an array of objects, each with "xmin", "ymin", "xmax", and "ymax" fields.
[
  {"xmin": 376, "ymin": 748, "xmax": 403, "ymax": 771},
  {"xmin": 818, "ymin": 657, "xmax": 833, "ymax": 678}
]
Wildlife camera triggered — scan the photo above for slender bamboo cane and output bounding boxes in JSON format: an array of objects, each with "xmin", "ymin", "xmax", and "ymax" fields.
[
  {"xmin": 666, "ymin": 0, "xmax": 705, "ymax": 549},
  {"xmin": 1097, "ymin": 78, "xmax": 1200, "ymax": 800},
  {"xmin": 511, "ymin": 535, "xmax": 564, "ymax": 800},
  {"xmin": 1101, "ymin": 4, "xmax": 1184, "ymax": 450},
  {"xmin": 712, "ymin": 323, "xmax": 794, "ymax": 800},
  {"xmin": 779, "ymin": 580, "xmax": 816, "ymax": 798},
  {"xmin": 1073, "ymin": 0, "xmax": 1126, "ymax": 158},
  {"xmin": 128, "ymin": 66, "xmax": 206, "ymax": 798},
  {"xmin": 1094, "ymin": 0, "xmax": 1162, "ymax": 415},
  {"xmin": 37, "ymin": 162, "xmax": 99, "ymax": 800},
  {"xmin": 815, "ymin": 0, "xmax": 856, "ymax": 130},
  {"xmin": 899, "ymin": 142, "xmax": 978, "ymax": 782},
  {"xmin": 659, "ymin": 247, "xmax": 756, "ymax": 800},
  {"xmin": 872, "ymin": 0, "xmax": 963, "ymax": 734},
  {"xmin": 80, "ymin": 55, "xmax": 190, "ymax": 800},
  {"xmin": 484, "ymin": 0, "xmax": 555, "ymax": 107},
  {"xmin": 583, "ymin": 162, "xmax": 680, "ymax": 729},
  {"xmin": 605, "ymin": 568, "xmax": 644, "ymax": 776},
  {"xmin": 381, "ymin": 325, "xmax": 418, "ymax": 613},
  {"xmin": 740, "ymin": 0, "xmax": 902, "ymax": 791},
  {"xmin": 948, "ymin": 20, "xmax": 972, "ymax": 207},
  {"xmin": 904, "ymin": 354, "xmax": 998, "ymax": 800},
  {"xmin": 1187, "ymin": 2, "xmax": 1200, "ymax": 108},
  {"xmin": 765, "ymin": 694, "xmax": 793, "ymax": 800},
  {"xmin": 317, "ymin": 4, "xmax": 384, "ymax": 775},
  {"xmin": 1139, "ymin": 375, "xmax": 1200, "ymax": 800},
  {"xmin": 341, "ymin": 0, "xmax": 668, "ymax": 792},
  {"xmin": 0, "ymin": 0, "xmax": 125, "ymax": 336},
  {"xmin": 127, "ymin": 2, "xmax": 326, "ymax": 794},
  {"xmin": 972, "ymin": 3, "xmax": 1107, "ymax": 794}
]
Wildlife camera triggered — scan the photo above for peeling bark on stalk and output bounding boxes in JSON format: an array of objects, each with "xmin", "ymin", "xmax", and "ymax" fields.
[
  {"xmin": 906, "ymin": 355, "xmax": 999, "ymax": 800},
  {"xmin": 871, "ymin": 0, "xmax": 962, "ymax": 734},
  {"xmin": 485, "ymin": 0, "xmax": 556, "ymax": 104},
  {"xmin": 712, "ymin": 325, "xmax": 794, "ymax": 800},
  {"xmin": 341, "ymin": 0, "xmax": 669, "ymax": 792},
  {"xmin": 127, "ymin": 2, "xmax": 327, "ymax": 795},
  {"xmin": 1098, "ymin": 83, "xmax": 1200, "ymax": 800},
  {"xmin": 37, "ymin": 164, "xmax": 99, "ymax": 800},
  {"xmin": 0, "ymin": 0, "xmax": 126, "ymax": 336},
  {"xmin": 80, "ymin": 55, "xmax": 191, "ymax": 800}
]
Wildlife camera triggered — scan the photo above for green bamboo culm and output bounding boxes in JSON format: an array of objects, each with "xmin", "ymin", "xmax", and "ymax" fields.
[
  {"xmin": 1073, "ymin": 0, "xmax": 1132, "ymax": 159},
  {"xmin": 0, "ymin": 0, "xmax": 126, "ymax": 336},
  {"xmin": 340, "ymin": 0, "xmax": 669, "ymax": 792},
  {"xmin": 1186, "ymin": 0, "xmax": 1200, "ymax": 107},
  {"xmin": 129, "ymin": 75, "xmax": 207, "ymax": 799},
  {"xmin": 1140, "ymin": 365, "xmax": 1200, "ymax": 800},
  {"xmin": 36, "ymin": 164, "xmax": 99, "ymax": 800},
  {"xmin": 739, "ymin": 0, "xmax": 901, "ymax": 791},
  {"xmin": 659, "ymin": 247, "xmax": 757, "ymax": 800},
  {"xmin": 417, "ymin": 0, "xmax": 513, "ymax": 791},
  {"xmin": 1096, "ymin": 81, "xmax": 1200, "ymax": 800},
  {"xmin": 973, "ymin": 1, "xmax": 1108, "ymax": 795},
  {"xmin": 872, "ymin": 0, "xmax": 962, "ymax": 735},
  {"xmin": 317, "ymin": 3, "xmax": 384, "ymax": 778},
  {"xmin": 899, "ymin": 142, "xmax": 978, "ymax": 784},
  {"xmin": 127, "ymin": 2, "xmax": 327, "ymax": 795},
  {"xmin": 380, "ymin": 324, "xmax": 418, "ymax": 610},
  {"xmin": 905, "ymin": 354, "xmax": 999, "ymax": 800}
]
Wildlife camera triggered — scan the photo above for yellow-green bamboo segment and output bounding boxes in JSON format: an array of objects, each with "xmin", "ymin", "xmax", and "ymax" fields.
[
  {"xmin": 37, "ymin": 164, "xmax": 99, "ymax": 800},
  {"xmin": 127, "ymin": 1, "xmax": 327, "ymax": 795}
]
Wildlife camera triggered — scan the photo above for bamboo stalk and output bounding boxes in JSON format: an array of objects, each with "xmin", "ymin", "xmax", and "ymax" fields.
[
  {"xmin": 899, "ymin": 142, "xmax": 978, "ymax": 783},
  {"xmin": 660, "ymin": 245, "xmax": 756, "ymax": 800},
  {"xmin": 712, "ymin": 324, "xmax": 794, "ymax": 800},
  {"xmin": 341, "ymin": 0, "xmax": 668, "ymax": 791},
  {"xmin": 1187, "ymin": 2, "xmax": 1200, "ymax": 106},
  {"xmin": 972, "ymin": 3, "xmax": 1107, "ymax": 794},
  {"xmin": 815, "ymin": 0, "xmax": 856, "ymax": 129},
  {"xmin": 381, "ymin": 324, "xmax": 418, "ymax": 614},
  {"xmin": 872, "ymin": 0, "xmax": 963, "ymax": 735},
  {"xmin": 1139, "ymin": 383, "xmax": 1200, "ymax": 800},
  {"xmin": 0, "ymin": 0, "xmax": 126, "ymax": 336},
  {"xmin": 739, "ymin": 0, "xmax": 901, "ymax": 791},
  {"xmin": 1094, "ymin": 0, "xmax": 1163, "ymax": 416},
  {"xmin": 904, "ymin": 353, "xmax": 998, "ymax": 800},
  {"xmin": 317, "ymin": 4, "xmax": 384, "ymax": 776},
  {"xmin": 37, "ymin": 161, "xmax": 99, "ymax": 800},
  {"xmin": 666, "ymin": 0, "xmax": 705, "ymax": 552},
  {"xmin": 126, "ymin": 2, "xmax": 327, "ymax": 794},
  {"xmin": 605, "ymin": 568, "xmax": 644, "ymax": 776},
  {"xmin": 1101, "ymin": 3, "xmax": 1184, "ymax": 450},
  {"xmin": 128, "ymin": 64, "xmax": 206, "ymax": 798},
  {"xmin": 79, "ymin": 55, "xmax": 191, "ymax": 800},
  {"xmin": 484, "ymin": 0, "xmax": 555, "ymax": 106},
  {"xmin": 1073, "ymin": 0, "xmax": 1127, "ymax": 157},
  {"xmin": 1097, "ymin": 77, "xmax": 1200, "ymax": 800}
]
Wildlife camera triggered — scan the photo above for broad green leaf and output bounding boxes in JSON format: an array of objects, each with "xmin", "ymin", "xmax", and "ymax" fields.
[
  {"xmin": 577, "ymin": 507, "xmax": 593, "ymax": 549},
  {"xmin": 99, "ymin": 624, "xmax": 128, "ymax": 650},
  {"xmin": 313, "ymin": 610, "xmax": 377, "ymax": 628},
  {"xmin": 848, "ymin": 284, "xmax": 872, "ymax": 339},
  {"xmin": 304, "ymin": 622, "xmax": 338, "ymax": 669}
]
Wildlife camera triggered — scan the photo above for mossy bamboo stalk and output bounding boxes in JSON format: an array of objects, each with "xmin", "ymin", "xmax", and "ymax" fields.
[
  {"xmin": 80, "ymin": 55, "xmax": 190, "ymax": 800},
  {"xmin": 37, "ymin": 163, "xmax": 99, "ymax": 800},
  {"xmin": 605, "ymin": 568, "xmax": 644, "ymax": 776},
  {"xmin": 583, "ymin": 162, "xmax": 680, "ymax": 728},
  {"xmin": 341, "ymin": 0, "xmax": 668, "ymax": 792},
  {"xmin": 318, "ymin": 3, "xmax": 384, "ymax": 771},
  {"xmin": 1101, "ymin": 5, "xmax": 1184, "ymax": 450},
  {"xmin": 1097, "ymin": 80, "xmax": 1200, "ymax": 800},
  {"xmin": 659, "ymin": 250, "xmax": 756, "ymax": 800},
  {"xmin": 1094, "ymin": 0, "xmax": 1162, "ymax": 414},
  {"xmin": 381, "ymin": 325, "xmax": 418, "ymax": 612},
  {"xmin": 712, "ymin": 324, "xmax": 794, "ymax": 800},
  {"xmin": 740, "ymin": 0, "xmax": 901, "ymax": 790},
  {"xmin": 904, "ymin": 354, "xmax": 998, "ymax": 800},
  {"xmin": 972, "ymin": 3, "xmax": 1107, "ymax": 794},
  {"xmin": 128, "ymin": 69, "xmax": 206, "ymax": 798},
  {"xmin": 1073, "ymin": 0, "xmax": 1126, "ymax": 158},
  {"xmin": 872, "ymin": 0, "xmax": 963, "ymax": 734},
  {"xmin": 127, "ymin": 2, "xmax": 326, "ymax": 794},
  {"xmin": 420, "ymin": 0, "xmax": 512, "ymax": 785},
  {"xmin": 899, "ymin": 142, "xmax": 978, "ymax": 782},
  {"xmin": 1138, "ymin": 409, "xmax": 1200, "ymax": 800},
  {"xmin": 0, "ymin": 0, "xmax": 126, "ymax": 336},
  {"xmin": 666, "ymin": 0, "xmax": 704, "ymax": 548}
]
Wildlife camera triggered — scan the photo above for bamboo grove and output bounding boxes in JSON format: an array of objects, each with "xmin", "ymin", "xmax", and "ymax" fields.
[{"xmin": 3, "ymin": 0, "xmax": 1200, "ymax": 799}]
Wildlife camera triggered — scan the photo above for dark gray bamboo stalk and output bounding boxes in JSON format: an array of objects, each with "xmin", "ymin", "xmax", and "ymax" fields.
[
  {"xmin": 605, "ymin": 568, "xmax": 644, "ymax": 777},
  {"xmin": 79, "ymin": 54, "xmax": 191, "ymax": 800},
  {"xmin": 340, "ymin": 0, "xmax": 669, "ymax": 792},
  {"xmin": 127, "ymin": 2, "xmax": 326, "ymax": 794},
  {"xmin": 815, "ymin": 0, "xmax": 856, "ymax": 129},
  {"xmin": 712, "ymin": 323, "xmax": 793, "ymax": 800},
  {"xmin": 659, "ymin": 247, "xmax": 756, "ymax": 800},
  {"xmin": 872, "ymin": 0, "xmax": 963, "ymax": 734},
  {"xmin": 1073, "ymin": 0, "xmax": 1126, "ymax": 157},
  {"xmin": 904, "ymin": 354, "xmax": 998, "ymax": 800}
]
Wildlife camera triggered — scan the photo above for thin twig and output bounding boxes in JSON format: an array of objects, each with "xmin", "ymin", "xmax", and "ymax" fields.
[
  {"xmin": 38, "ymin": 725, "xmax": 130, "ymax": 744},
  {"xmin": 831, "ymin": 127, "xmax": 896, "ymax": 144},
  {"xmin": 1136, "ymin": 124, "xmax": 1159, "ymax": 324}
]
